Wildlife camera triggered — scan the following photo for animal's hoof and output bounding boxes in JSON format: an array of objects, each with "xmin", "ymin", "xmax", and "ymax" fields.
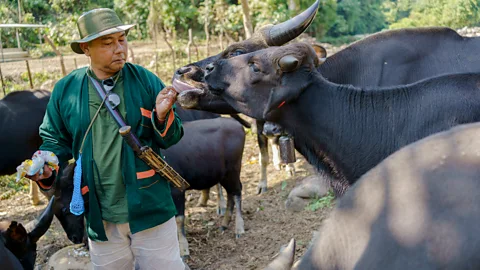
[
  {"xmin": 274, "ymin": 164, "xmax": 282, "ymax": 171},
  {"xmin": 256, "ymin": 186, "xmax": 268, "ymax": 194},
  {"xmin": 31, "ymin": 199, "xmax": 40, "ymax": 206}
]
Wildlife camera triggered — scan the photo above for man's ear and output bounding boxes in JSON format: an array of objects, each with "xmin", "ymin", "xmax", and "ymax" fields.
[
  {"xmin": 263, "ymin": 68, "xmax": 311, "ymax": 118},
  {"xmin": 79, "ymin": 43, "xmax": 90, "ymax": 56}
]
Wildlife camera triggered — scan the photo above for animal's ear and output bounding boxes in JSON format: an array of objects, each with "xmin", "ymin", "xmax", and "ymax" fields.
[
  {"xmin": 6, "ymin": 221, "xmax": 28, "ymax": 244},
  {"xmin": 263, "ymin": 65, "xmax": 311, "ymax": 118},
  {"xmin": 28, "ymin": 196, "xmax": 55, "ymax": 243},
  {"xmin": 278, "ymin": 55, "xmax": 301, "ymax": 72},
  {"xmin": 312, "ymin": 43, "xmax": 327, "ymax": 65}
]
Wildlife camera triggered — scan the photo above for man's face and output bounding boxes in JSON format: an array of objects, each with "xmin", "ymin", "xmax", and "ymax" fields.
[{"xmin": 81, "ymin": 31, "xmax": 128, "ymax": 74}]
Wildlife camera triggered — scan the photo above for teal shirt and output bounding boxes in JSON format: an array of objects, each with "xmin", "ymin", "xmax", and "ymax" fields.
[
  {"xmin": 88, "ymin": 70, "xmax": 128, "ymax": 224},
  {"xmin": 39, "ymin": 63, "xmax": 184, "ymax": 241}
]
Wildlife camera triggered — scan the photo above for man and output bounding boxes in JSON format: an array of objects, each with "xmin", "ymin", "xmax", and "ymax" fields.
[{"xmin": 25, "ymin": 8, "xmax": 187, "ymax": 270}]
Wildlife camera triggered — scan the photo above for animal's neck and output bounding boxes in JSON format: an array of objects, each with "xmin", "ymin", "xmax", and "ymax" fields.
[{"xmin": 276, "ymin": 75, "xmax": 412, "ymax": 182}]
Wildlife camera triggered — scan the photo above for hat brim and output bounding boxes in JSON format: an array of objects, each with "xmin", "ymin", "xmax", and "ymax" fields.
[{"xmin": 70, "ymin": 24, "xmax": 136, "ymax": 54}]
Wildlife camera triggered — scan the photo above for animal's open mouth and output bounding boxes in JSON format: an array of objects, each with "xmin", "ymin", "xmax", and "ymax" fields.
[{"xmin": 172, "ymin": 79, "xmax": 201, "ymax": 94}]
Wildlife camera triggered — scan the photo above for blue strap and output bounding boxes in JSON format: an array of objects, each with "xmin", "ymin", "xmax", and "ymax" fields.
[{"xmin": 70, "ymin": 154, "xmax": 85, "ymax": 216}]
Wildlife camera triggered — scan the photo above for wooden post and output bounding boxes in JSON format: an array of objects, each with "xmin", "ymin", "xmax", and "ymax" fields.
[
  {"xmin": 219, "ymin": 29, "xmax": 224, "ymax": 51},
  {"xmin": 0, "ymin": 63, "xmax": 6, "ymax": 96},
  {"xmin": 160, "ymin": 27, "xmax": 176, "ymax": 73},
  {"xmin": 38, "ymin": 30, "xmax": 42, "ymax": 44},
  {"xmin": 192, "ymin": 36, "xmax": 199, "ymax": 62},
  {"xmin": 17, "ymin": 0, "xmax": 22, "ymax": 49},
  {"xmin": 0, "ymin": 29, "xmax": 4, "ymax": 63},
  {"xmin": 155, "ymin": 53, "xmax": 159, "ymax": 76},
  {"xmin": 74, "ymin": 58, "xmax": 78, "ymax": 69},
  {"xmin": 129, "ymin": 47, "xmax": 135, "ymax": 63},
  {"xmin": 204, "ymin": 0, "xmax": 211, "ymax": 56},
  {"xmin": 43, "ymin": 35, "xmax": 66, "ymax": 76},
  {"xmin": 26, "ymin": 60, "xmax": 33, "ymax": 89},
  {"xmin": 186, "ymin": 28, "xmax": 192, "ymax": 63}
]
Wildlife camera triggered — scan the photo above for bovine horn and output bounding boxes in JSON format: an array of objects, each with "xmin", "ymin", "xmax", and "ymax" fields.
[
  {"xmin": 279, "ymin": 55, "xmax": 300, "ymax": 72},
  {"xmin": 28, "ymin": 196, "xmax": 55, "ymax": 243},
  {"xmin": 266, "ymin": 0, "xmax": 320, "ymax": 46},
  {"xmin": 264, "ymin": 239, "xmax": 296, "ymax": 270}
]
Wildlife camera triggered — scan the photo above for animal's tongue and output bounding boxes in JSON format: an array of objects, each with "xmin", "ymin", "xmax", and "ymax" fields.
[{"xmin": 172, "ymin": 79, "xmax": 198, "ymax": 93}]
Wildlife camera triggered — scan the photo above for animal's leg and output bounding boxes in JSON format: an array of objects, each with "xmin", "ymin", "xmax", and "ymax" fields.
[
  {"xmin": 257, "ymin": 121, "xmax": 269, "ymax": 194},
  {"xmin": 197, "ymin": 188, "xmax": 210, "ymax": 207},
  {"xmin": 233, "ymin": 195, "xmax": 245, "ymax": 238},
  {"xmin": 176, "ymin": 215, "xmax": 190, "ymax": 259},
  {"xmin": 216, "ymin": 183, "xmax": 226, "ymax": 216},
  {"xmin": 271, "ymin": 137, "xmax": 282, "ymax": 171},
  {"xmin": 221, "ymin": 194, "xmax": 235, "ymax": 231},
  {"xmin": 285, "ymin": 163, "xmax": 296, "ymax": 177},
  {"xmin": 30, "ymin": 181, "xmax": 40, "ymax": 206}
]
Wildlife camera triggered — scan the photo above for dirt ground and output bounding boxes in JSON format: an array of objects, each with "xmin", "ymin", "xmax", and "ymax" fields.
[{"xmin": 0, "ymin": 130, "xmax": 334, "ymax": 270}]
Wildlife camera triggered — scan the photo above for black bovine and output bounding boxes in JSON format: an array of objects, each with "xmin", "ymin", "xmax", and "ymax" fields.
[
  {"xmin": 197, "ymin": 42, "xmax": 480, "ymax": 196},
  {"xmin": 174, "ymin": 1, "xmax": 320, "ymax": 193},
  {"xmin": 41, "ymin": 163, "xmax": 86, "ymax": 245},
  {"xmin": 173, "ymin": 1, "xmax": 480, "ymax": 195},
  {"xmin": 0, "ymin": 90, "xmax": 84, "ymax": 244},
  {"xmin": 0, "ymin": 90, "xmax": 50, "ymax": 176},
  {"xmin": 264, "ymin": 122, "xmax": 480, "ymax": 270},
  {"xmin": 163, "ymin": 117, "xmax": 245, "ymax": 258},
  {"xmin": 0, "ymin": 196, "xmax": 56, "ymax": 270}
]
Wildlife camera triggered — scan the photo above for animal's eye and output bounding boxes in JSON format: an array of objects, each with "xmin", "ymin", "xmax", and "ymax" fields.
[
  {"xmin": 228, "ymin": 49, "xmax": 244, "ymax": 58},
  {"xmin": 249, "ymin": 62, "xmax": 260, "ymax": 72}
]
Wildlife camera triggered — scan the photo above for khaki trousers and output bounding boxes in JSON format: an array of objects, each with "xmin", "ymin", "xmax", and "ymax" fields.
[{"xmin": 88, "ymin": 217, "xmax": 186, "ymax": 270}]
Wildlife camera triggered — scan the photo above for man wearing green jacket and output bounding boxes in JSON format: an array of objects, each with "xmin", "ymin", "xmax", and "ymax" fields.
[{"xmin": 26, "ymin": 8, "xmax": 187, "ymax": 270}]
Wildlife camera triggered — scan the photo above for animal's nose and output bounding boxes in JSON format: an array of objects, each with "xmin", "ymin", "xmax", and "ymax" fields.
[
  {"xmin": 176, "ymin": 66, "xmax": 191, "ymax": 76},
  {"xmin": 205, "ymin": 63, "xmax": 215, "ymax": 74}
]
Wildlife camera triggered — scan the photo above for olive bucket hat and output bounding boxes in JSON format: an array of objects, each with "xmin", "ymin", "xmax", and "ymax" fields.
[{"xmin": 70, "ymin": 8, "xmax": 135, "ymax": 54}]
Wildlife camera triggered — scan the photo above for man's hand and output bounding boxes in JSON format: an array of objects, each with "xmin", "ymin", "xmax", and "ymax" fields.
[
  {"xmin": 155, "ymin": 86, "xmax": 178, "ymax": 123},
  {"xmin": 27, "ymin": 165, "xmax": 53, "ymax": 182}
]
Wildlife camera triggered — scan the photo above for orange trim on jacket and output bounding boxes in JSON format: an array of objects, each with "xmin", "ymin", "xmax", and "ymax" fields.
[
  {"xmin": 137, "ymin": 169, "xmax": 155, "ymax": 179},
  {"xmin": 160, "ymin": 109, "xmax": 175, "ymax": 137}
]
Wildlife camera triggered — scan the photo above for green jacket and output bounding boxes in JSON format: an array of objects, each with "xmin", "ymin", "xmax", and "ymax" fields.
[{"xmin": 39, "ymin": 63, "xmax": 184, "ymax": 241}]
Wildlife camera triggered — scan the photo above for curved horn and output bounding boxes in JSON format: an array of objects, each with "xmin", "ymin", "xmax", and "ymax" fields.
[
  {"xmin": 266, "ymin": 0, "xmax": 320, "ymax": 46},
  {"xmin": 264, "ymin": 239, "xmax": 296, "ymax": 270},
  {"xmin": 279, "ymin": 55, "xmax": 300, "ymax": 72},
  {"xmin": 28, "ymin": 196, "xmax": 55, "ymax": 243}
]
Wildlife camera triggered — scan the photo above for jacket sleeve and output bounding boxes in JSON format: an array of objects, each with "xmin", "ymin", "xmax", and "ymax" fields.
[
  {"xmin": 149, "ymin": 74, "xmax": 184, "ymax": 149},
  {"xmin": 38, "ymin": 81, "xmax": 73, "ymax": 190}
]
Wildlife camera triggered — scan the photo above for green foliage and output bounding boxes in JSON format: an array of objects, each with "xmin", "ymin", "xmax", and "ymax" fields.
[
  {"xmin": 0, "ymin": 174, "xmax": 29, "ymax": 197},
  {"xmin": 386, "ymin": 0, "xmax": 480, "ymax": 29},
  {"xmin": 327, "ymin": 0, "xmax": 386, "ymax": 37},
  {"xmin": 305, "ymin": 190, "xmax": 335, "ymax": 212},
  {"xmin": 1, "ymin": 0, "xmax": 480, "ymax": 53}
]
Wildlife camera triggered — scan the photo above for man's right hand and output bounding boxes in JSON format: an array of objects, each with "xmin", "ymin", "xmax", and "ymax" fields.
[{"xmin": 27, "ymin": 165, "xmax": 53, "ymax": 182}]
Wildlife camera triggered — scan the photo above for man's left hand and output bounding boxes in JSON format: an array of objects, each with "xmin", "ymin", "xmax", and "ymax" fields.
[{"xmin": 156, "ymin": 86, "xmax": 177, "ymax": 122}]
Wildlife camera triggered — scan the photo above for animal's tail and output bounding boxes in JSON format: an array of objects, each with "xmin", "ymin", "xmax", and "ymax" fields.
[{"xmin": 229, "ymin": 114, "xmax": 252, "ymax": 128}]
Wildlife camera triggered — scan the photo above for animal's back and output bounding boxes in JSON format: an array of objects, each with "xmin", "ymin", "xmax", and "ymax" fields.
[
  {"xmin": 0, "ymin": 90, "xmax": 51, "ymax": 175},
  {"xmin": 163, "ymin": 118, "xmax": 245, "ymax": 190},
  {"xmin": 320, "ymin": 27, "xmax": 480, "ymax": 87},
  {"xmin": 298, "ymin": 122, "xmax": 480, "ymax": 269}
]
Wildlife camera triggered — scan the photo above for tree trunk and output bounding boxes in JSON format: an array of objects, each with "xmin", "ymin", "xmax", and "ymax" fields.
[
  {"xmin": 239, "ymin": 0, "xmax": 253, "ymax": 39},
  {"xmin": 186, "ymin": 29, "xmax": 193, "ymax": 63}
]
